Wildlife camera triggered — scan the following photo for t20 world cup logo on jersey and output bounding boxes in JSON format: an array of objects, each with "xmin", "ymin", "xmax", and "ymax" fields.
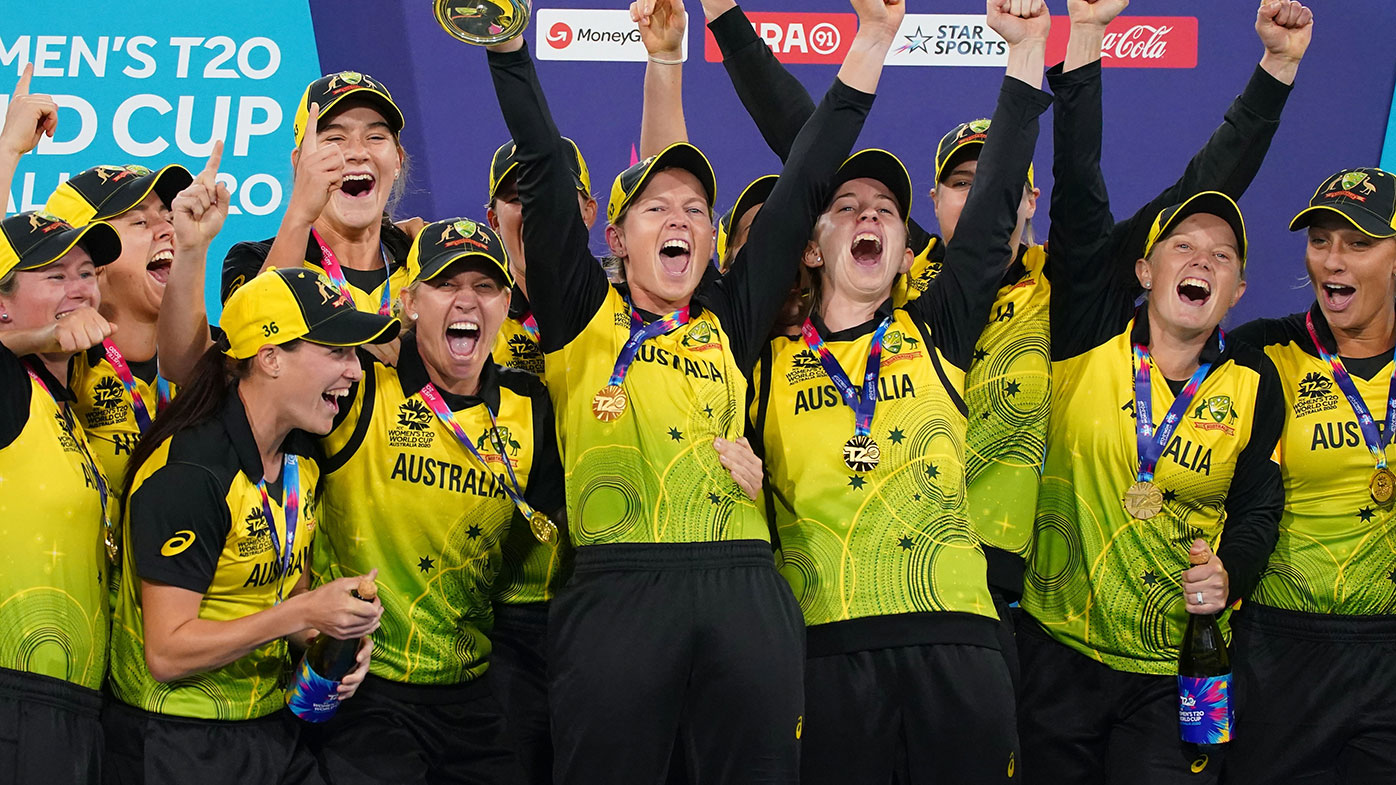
[
  {"xmin": 391, "ymin": 399, "xmax": 436, "ymax": 448},
  {"xmin": 237, "ymin": 506, "xmax": 272, "ymax": 557},
  {"xmin": 1294, "ymin": 371, "xmax": 1339, "ymax": 418},
  {"xmin": 85, "ymin": 375, "xmax": 130, "ymax": 429},
  {"xmin": 785, "ymin": 349, "xmax": 825, "ymax": 384}
]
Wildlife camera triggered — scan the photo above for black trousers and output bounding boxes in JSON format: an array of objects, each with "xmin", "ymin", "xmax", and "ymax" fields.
[
  {"xmin": 1226, "ymin": 605, "xmax": 1396, "ymax": 785},
  {"xmin": 492, "ymin": 602, "xmax": 554, "ymax": 785},
  {"xmin": 802, "ymin": 642, "xmax": 1020, "ymax": 784},
  {"xmin": 315, "ymin": 673, "xmax": 522, "ymax": 785},
  {"xmin": 549, "ymin": 541, "xmax": 804, "ymax": 785},
  {"xmin": 990, "ymin": 590, "xmax": 1022, "ymax": 697},
  {"xmin": 103, "ymin": 700, "xmax": 321, "ymax": 785},
  {"xmin": 1017, "ymin": 618, "xmax": 1220, "ymax": 784},
  {"xmin": 0, "ymin": 666, "xmax": 102, "ymax": 784}
]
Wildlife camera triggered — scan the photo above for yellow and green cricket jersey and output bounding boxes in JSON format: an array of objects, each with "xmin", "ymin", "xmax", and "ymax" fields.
[
  {"xmin": 110, "ymin": 392, "xmax": 319, "ymax": 719},
  {"xmin": 70, "ymin": 345, "xmax": 176, "ymax": 498},
  {"xmin": 494, "ymin": 305, "xmax": 545, "ymax": 378},
  {"xmin": 756, "ymin": 304, "xmax": 994, "ymax": 629},
  {"xmin": 315, "ymin": 333, "xmax": 563, "ymax": 683},
  {"xmin": 0, "ymin": 346, "xmax": 109, "ymax": 689},
  {"xmin": 1023, "ymin": 309, "xmax": 1284, "ymax": 674},
  {"xmin": 1235, "ymin": 306, "xmax": 1396, "ymax": 615},
  {"xmin": 220, "ymin": 223, "xmax": 412, "ymax": 314},
  {"xmin": 545, "ymin": 286, "xmax": 762, "ymax": 546},
  {"xmin": 892, "ymin": 233, "xmax": 943, "ymax": 307}
]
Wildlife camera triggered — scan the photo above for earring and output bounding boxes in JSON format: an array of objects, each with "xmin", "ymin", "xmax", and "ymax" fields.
[
  {"xmin": 410, "ymin": 312, "xmax": 419, "ymax": 320},
  {"xmin": 1143, "ymin": 281, "xmax": 1151, "ymax": 290},
  {"xmin": 0, "ymin": 313, "xmax": 8, "ymax": 322}
]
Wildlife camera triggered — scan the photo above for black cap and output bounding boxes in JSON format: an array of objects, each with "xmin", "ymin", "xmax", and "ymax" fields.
[
  {"xmin": 221, "ymin": 267, "xmax": 401, "ymax": 359},
  {"xmin": 1290, "ymin": 168, "xmax": 1396, "ymax": 239},
  {"xmin": 831, "ymin": 149, "xmax": 913, "ymax": 224},
  {"xmin": 489, "ymin": 137, "xmax": 590, "ymax": 200},
  {"xmin": 1143, "ymin": 191, "xmax": 1248, "ymax": 266},
  {"xmin": 293, "ymin": 71, "xmax": 404, "ymax": 146},
  {"xmin": 45, "ymin": 163, "xmax": 193, "ymax": 226},
  {"xmin": 717, "ymin": 174, "xmax": 777, "ymax": 262},
  {"xmin": 0, "ymin": 211, "xmax": 121, "ymax": 279},
  {"xmin": 607, "ymin": 142, "xmax": 716, "ymax": 225},
  {"xmin": 934, "ymin": 118, "xmax": 1034, "ymax": 187},
  {"xmin": 407, "ymin": 217, "xmax": 512, "ymax": 286}
]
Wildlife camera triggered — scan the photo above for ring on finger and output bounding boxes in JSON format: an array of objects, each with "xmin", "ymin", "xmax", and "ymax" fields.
[{"xmin": 1194, "ymin": 591, "xmax": 1204, "ymax": 605}]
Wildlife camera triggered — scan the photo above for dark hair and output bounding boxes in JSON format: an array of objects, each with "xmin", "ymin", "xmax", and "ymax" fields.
[{"xmin": 122, "ymin": 340, "xmax": 251, "ymax": 504}]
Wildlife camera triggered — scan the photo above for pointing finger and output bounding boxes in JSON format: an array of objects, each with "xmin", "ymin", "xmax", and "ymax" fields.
[
  {"xmin": 202, "ymin": 139, "xmax": 223, "ymax": 182},
  {"xmin": 302, "ymin": 102, "xmax": 320, "ymax": 153},
  {"xmin": 12, "ymin": 62, "xmax": 32, "ymax": 98}
]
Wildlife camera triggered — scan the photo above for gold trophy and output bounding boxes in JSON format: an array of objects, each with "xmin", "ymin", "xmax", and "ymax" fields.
[{"xmin": 434, "ymin": 0, "xmax": 531, "ymax": 46}]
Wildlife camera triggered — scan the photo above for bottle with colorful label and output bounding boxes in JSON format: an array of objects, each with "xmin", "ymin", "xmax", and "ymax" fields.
[
  {"xmin": 1177, "ymin": 551, "xmax": 1232, "ymax": 745},
  {"xmin": 287, "ymin": 576, "xmax": 377, "ymax": 723}
]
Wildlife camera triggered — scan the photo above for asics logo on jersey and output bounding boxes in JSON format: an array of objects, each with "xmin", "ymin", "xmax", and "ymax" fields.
[
  {"xmin": 160, "ymin": 530, "xmax": 197, "ymax": 556},
  {"xmin": 1190, "ymin": 754, "xmax": 1209, "ymax": 773}
]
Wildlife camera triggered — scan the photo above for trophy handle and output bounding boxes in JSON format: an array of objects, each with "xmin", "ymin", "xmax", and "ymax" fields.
[{"xmin": 433, "ymin": 0, "xmax": 532, "ymax": 46}]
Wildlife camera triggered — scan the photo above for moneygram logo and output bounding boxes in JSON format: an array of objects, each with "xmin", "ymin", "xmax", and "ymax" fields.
[
  {"xmin": 1047, "ymin": 16, "xmax": 1197, "ymax": 68},
  {"xmin": 704, "ymin": 12, "xmax": 858, "ymax": 64},
  {"xmin": 537, "ymin": 8, "xmax": 688, "ymax": 62}
]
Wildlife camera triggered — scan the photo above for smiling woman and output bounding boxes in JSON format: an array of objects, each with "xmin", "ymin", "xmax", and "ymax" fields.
[
  {"xmin": 104, "ymin": 267, "xmax": 398, "ymax": 785},
  {"xmin": 219, "ymin": 71, "xmax": 414, "ymax": 324}
]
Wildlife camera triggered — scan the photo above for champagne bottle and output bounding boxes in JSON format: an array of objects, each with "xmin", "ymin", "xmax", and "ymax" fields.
[
  {"xmin": 287, "ymin": 576, "xmax": 376, "ymax": 723},
  {"xmin": 1177, "ymin": 551, "xmax": 1233, "ymax": 745}
]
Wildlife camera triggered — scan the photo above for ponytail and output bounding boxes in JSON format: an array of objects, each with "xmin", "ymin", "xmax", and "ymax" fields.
[{"xmin": 123, "ymin": 339, "xmax": 250, "ymax": 503}]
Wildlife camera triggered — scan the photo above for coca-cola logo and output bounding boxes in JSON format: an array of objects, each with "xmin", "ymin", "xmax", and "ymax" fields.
[{"xmin": 1047, "ymin": 16, "xmax": 1197, "ymax": 69}]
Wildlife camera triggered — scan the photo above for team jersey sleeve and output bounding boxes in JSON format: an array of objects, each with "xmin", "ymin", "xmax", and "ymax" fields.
[
  {"xmin": 129, "ymin": 462, "xmax": 230, "ymax": 595},
  {"xmin": 524, "ymin": 382, "xmax": 565, "ymax": 518},
  {"xmin": 0, "ymin": 341, "xmax": 32, "ymax": 450},
  {"xmin": 1217, "ymin": 352, "xmax": 1285, "ymax": 604},
  {"xmin": 705, "ymin": 78, "xmax": 876, "ymax": 373},
  {"xmin": 707, "ymin": 7, "xmax": 935, "ymax": 259},
  {"xmin": 909, "ymin": 76, "xmax": 1053, "ymax": 370},
  {"xmin": 487, "ymin": 43, "xmax": 610, "ymax": 353}
]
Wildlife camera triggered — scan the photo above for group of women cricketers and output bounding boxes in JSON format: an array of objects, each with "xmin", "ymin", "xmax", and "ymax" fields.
[{"xmin": 1, "ymin": 0, "xmax": 1388, "ymax": 783}]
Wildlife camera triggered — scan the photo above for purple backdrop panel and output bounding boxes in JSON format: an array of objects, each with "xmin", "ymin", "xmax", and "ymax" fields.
[{"xmin": 311, "ymin": 0, "xmax": 1396, "ymax": 325}]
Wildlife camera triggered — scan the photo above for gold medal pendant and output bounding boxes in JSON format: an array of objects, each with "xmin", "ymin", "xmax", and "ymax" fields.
[
  {"xmin": 433, "ymin": 0, "xmax": 531, "ymax": 46},
  {"xmin": 1123, "ymin": 480, "xmax": 1164, "ymax": 520},
  {"xmin": 1371, "ymin": 468, "xmax": 1396, "ymax": 506},
  {"xmin": 104, "ymin": 528, "xmax": 119, "ymax": 563},
  {"xmin": 529, "ymin": 512, "xmax": 559, "ymax": 545},
  {"xmin": 592, "ymin": 384, "xmax": 628, "ymax": 422},
  {"xmin": 843, "ymin": 435, "xmax": 880, "ymax": 473}
]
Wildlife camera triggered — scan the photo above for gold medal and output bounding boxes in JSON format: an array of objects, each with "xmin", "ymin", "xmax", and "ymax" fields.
[
  {"xmin": 1372, "ymin": 468, "xmax": 1396, "ymax": 506},
  {"xmin": 843, "ymin": 435, "xmax": 880, "ymax": 473},
  {"xmin": 529, "ymin": 512, "xmax": 559, "ymax": 545},
  {"xmin": 104, "ymin": 527, "xmax": 119, "ymax": 563},
  {"xmin": 1123, "ymin": 480, "xmax": 1164, "ymax": 520},
  {"xmin": 433, "ymin": 0, "xmax": 531, "ymax": 46},
  {"xmin": 592, "ymin": 384, "xmax": 628, "ymax": 422}
]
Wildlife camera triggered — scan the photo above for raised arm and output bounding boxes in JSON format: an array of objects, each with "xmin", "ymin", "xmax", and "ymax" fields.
[
  {"xmin": 912, "ymin": 0, "xmax": 1053, "ymax": 370},
  {"xmin": 261, "ymin": 102, "xmax": 347, "ymax": 275},
  {"xmin": 486, "ymin": 38, "xmax": 610, "ymax": 352},
  {"xmin": 712, "ymin": 0, "xmax": 902, "ymax": 371},
  {"xmin": 635, "ymin": 0, "xmax": 689, "ymax": 156},
  {"xmin": 0, "ymin": 64, "xmax": 55, "ymax": 213},
  {"xmin": 158, "ymin": 143, "xmax": 229, "ymax": 385}
]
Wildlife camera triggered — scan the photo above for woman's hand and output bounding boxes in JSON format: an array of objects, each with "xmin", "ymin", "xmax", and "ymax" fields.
[
  {"xmin": 633, "ymin": 0, "xmax": 687, "ymax": 60},
  {"xmin": 0, "ymin": 64, "xmax": 57, "ymax": 160},
  {"xmin": 49, "ymin": 306, "xmax": 115, "ymax": 354},
  {"xmin": 715, "ymin": 436, "xmax": 764, "ymax": 500},
  {"xmin": 335, "ymin": 637, "xmax": 374, "ymax": 699},
  {"xmin": 297, "ymin": 572, "xmax": 382, "ymax": 640},
  {"xmin": 286, "ymin": 102, "xmax": 347, "ymax": 226},
  {"xmin": 1182, "ymin": 539, "xmax": 1230, "ymax": 615},
  {"xmin": 172, "ymin": 141, "xmax": 231, "ymax": 252},
  {"xmin": 988, "ymin": 0, "xmax": 1051, "ymax": 47}
]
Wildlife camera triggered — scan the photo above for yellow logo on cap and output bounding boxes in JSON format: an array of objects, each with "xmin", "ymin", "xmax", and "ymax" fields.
[{"xmin": 161, "ymin": 530, "xmax": 197, "ymax": 556}]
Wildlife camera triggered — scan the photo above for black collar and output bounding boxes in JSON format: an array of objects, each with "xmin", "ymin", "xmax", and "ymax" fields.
[
  {"xmin": 394, "ymin": 330, "xmax": 502, "ymax": 412},
  {"xmin": 1129, "ymin": 306, "xmax": 1225, "ymax": 367},
  {"xmin": 614, "ymin": 282, "xmax": 707, "ymax": 323},
  {"xmin": 27, "ymin": 355, "xmax": 76, "ymax": 403},
  {"xmin": 84, "ymin": 343, "xmax": 160, "ymax": 384},
  {"xmin": 507, "ymin": 285, "xmax": 531, "ymax": 321},
  {"xmin": 810, "ymin": 298, "xmax": 897, "ymax": 343},
  {"xmin": 219, "ymin": 384, "xmax": 316, "ymax": 484},
  {"xmin": 1001, "ymin": 244, "xmax": 1030, "ymax": 287}
]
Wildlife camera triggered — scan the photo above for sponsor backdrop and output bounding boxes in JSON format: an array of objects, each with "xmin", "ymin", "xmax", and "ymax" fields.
[
  {"xmin": 1, "ymin": 2, "xmax": 1393, "ymax": 321},
  {"xmin": 0, "ymin": 1, "xmax": 322, "ymax": 312},
  {"xmin": 303, "ymin": 0, "xmax": 1394, "ymax": 326}
]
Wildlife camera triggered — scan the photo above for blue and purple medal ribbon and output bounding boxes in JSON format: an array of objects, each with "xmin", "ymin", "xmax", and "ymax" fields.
[
  {"xmin": 418, "ymin": 383, "xmax": 557, "ymax": 543},
  {"xmin": 1305, "ymin": 312, "xmax": 1396, "ymax": 484},
  {"xmin": 519, "ymin": 313, "xmax": 540, "ymax": 345},
  {"xmin": 255, "ymin": 454, "xmax": 300, "ymax": 603},
  {"xmin": 1131, "ymin": 332, "xmax": 1221, "ymax": 484},
  {"xmin": 607, "ymin": 305, "xmax": 691, "ymax": 387},
  {"xmin": 800, "ymin": 316, "xmax": 891, "ymax": 472}
]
